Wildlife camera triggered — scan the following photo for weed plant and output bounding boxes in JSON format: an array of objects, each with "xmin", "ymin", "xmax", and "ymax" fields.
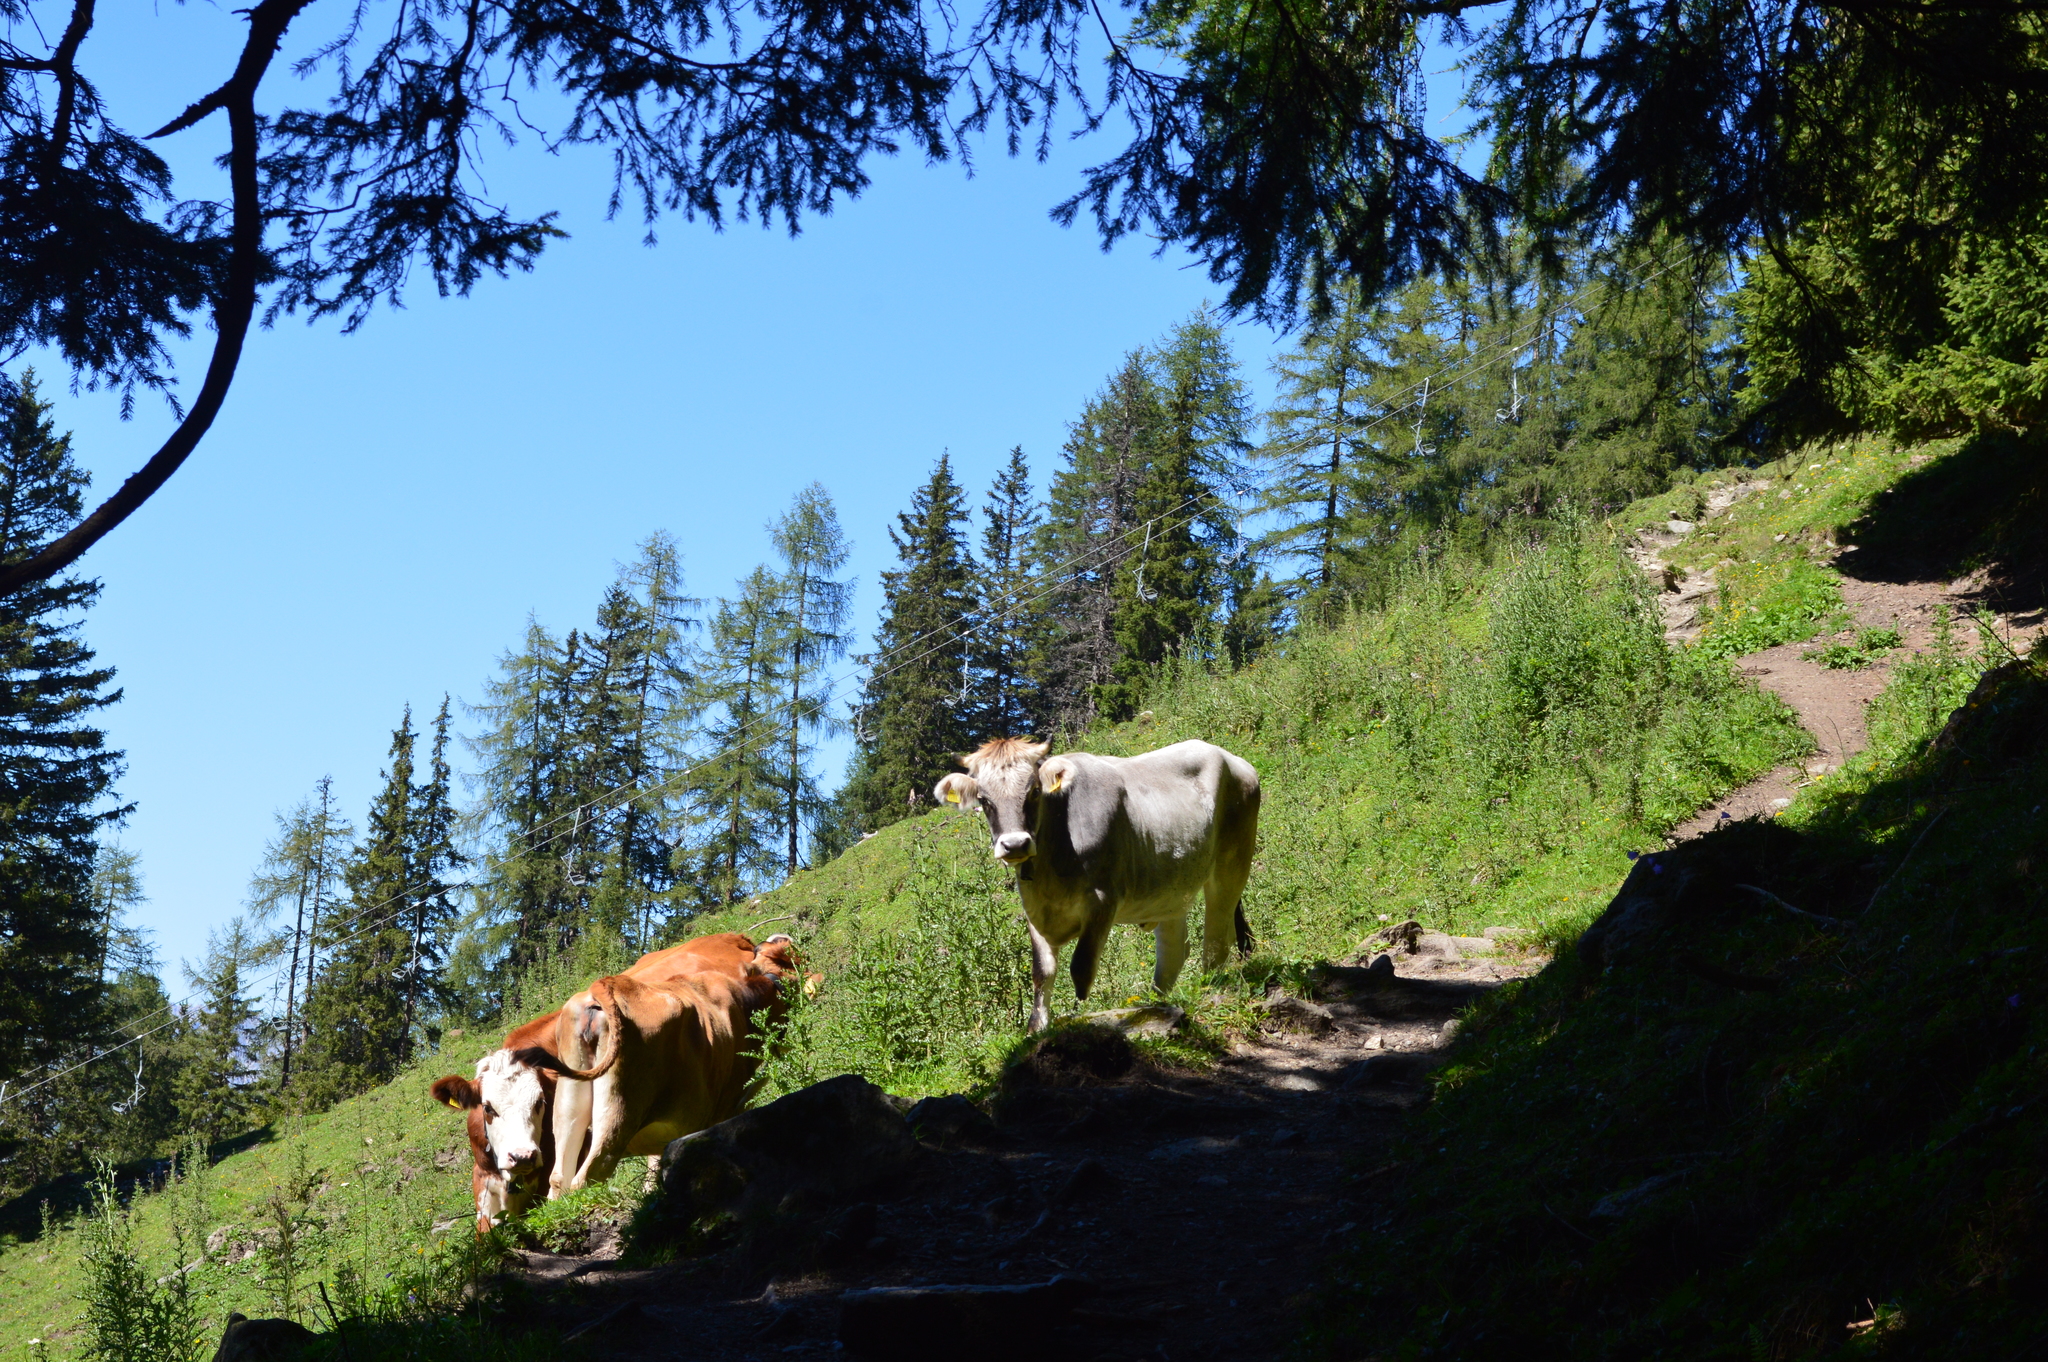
[
  {"xmin": 1693, "ymin": 555, "xmax": 1846, "ymax": 659},
  {"xmin": 1802, "ymin": 625, "xmax": 1902, "ymax": 669}
]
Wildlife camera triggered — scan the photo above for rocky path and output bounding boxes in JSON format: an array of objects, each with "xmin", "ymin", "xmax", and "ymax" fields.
[
  {"xmin": 493, "ymin": 932, "xmax": 1546, "ymax": 1361},
  {"xmin": 1626, "ymin": 486, "xmax": 2045, "ymax": 841}
]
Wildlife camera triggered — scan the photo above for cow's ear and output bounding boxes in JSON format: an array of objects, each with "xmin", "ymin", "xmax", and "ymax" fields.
[
  {"xmin": 1039, "ymin": 756, "xmax": 1077, "ymax": 795},
  {"xmin": 934, "ymin": 773, "xmax": 981, "ymax": 811},
  {"xmin": 431, "ymin": 1075, "xmax": 479, "ymax": 1110}
]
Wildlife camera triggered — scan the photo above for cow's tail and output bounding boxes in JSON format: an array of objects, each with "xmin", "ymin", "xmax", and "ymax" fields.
[
  {"xmin": 1234, "ymin": 902, "xmax": 1255, "ymax": 958},
  {"xmin": 537, "ymin": 977, "xmax": 624, "ymax": 1082}
]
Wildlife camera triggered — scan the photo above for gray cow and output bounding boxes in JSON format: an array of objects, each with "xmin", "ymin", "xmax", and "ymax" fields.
[{"xmin": 934, "ymin": 738, "xmax": 1261, "ymax": 1032}]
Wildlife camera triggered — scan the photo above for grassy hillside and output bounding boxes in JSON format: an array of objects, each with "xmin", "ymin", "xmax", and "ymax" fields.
[
  {"xmin": 1313, "ymin": 431, "xmax": 2046, "ymax": 1360},
  {"xmin": 8, "ymin": 436, "xmax": 1981, "ymax": 1359}
]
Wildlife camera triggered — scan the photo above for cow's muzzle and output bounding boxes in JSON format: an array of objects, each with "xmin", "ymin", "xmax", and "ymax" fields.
[{"xmin": 993, "ymin": 832, "xmax": 1035, "ymax": 863}]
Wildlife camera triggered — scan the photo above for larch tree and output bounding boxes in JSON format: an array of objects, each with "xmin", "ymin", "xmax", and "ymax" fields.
[
  {"xmin": 1255, "ymin": 285, "xmax": 1384, "ymax": 608},
  {"xmin": 768, "ymin": 486, "xmax": 853, "ymax": 875},
  {"xmin": 845, "ymin": 454, "xmax": 979, "ymax": 832},
  {"xmin": 245, "ymin": 779, "xmax": 352, "ymax": 1094}
]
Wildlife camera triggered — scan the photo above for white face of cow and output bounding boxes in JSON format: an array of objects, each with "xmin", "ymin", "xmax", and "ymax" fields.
[
  {"xmin": 472, "ymin": 1050, "xmax": 547, "ymax": 1181},
  {"xmin": 937, "ymin": 740, "xmax": 1056, "ymax": 865}
]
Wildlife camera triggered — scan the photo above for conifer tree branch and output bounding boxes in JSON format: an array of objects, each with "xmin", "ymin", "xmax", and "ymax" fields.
[{"xmin": 0, "ymin": 0, "xmax": 312, "ymax": 597}]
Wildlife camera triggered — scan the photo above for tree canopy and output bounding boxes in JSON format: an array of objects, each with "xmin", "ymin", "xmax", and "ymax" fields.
[{"xmin": 6, "ymin": 0, "xmax": 2039, "ymax": 588}]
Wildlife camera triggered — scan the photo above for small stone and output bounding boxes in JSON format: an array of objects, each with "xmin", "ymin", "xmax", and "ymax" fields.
[
  {"xmin": 1413, "ymin": 931, "xmax": 1462, "ymax": 961},
  {"xmin": 1439, "ymin": 1019, "xmax": 1462, "ymax": 1041},
  {"xmin": 1270, "ymin": 1073, "xmax": 1323, "ymax": 1092},
  {"xmin": 1770, "ymin": 798, "xmax": 1792, "ymax": 808},
  {"xmin": 1667, "ymin": 519, "xmax": 1696, "ymax": 534},
  {"xmin": 1362, "ymin": 1035, "xmax": 1384, "ymax": 1050},
  {"xmin": 1266, "ymin": 1126, "xmax": 1303, "ymax": 1148}
]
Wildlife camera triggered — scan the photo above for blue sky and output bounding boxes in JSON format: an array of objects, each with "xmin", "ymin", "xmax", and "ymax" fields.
[{"xmin": 30, "ymin": 3, "xmax": 1481, "ymax": 993}]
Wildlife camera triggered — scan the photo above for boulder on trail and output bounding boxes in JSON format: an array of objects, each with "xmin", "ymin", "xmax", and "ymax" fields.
[
  {"xmin": 838, "ymin": 1276, "xmax": 1095, "ymax": 1358},
  {"xmin": 211, "ymin": 1314, "xmax": 315, "ymax": 1362},
  {"xmin": 904, "ymin": 1093, "xmax": 1001, "ymax": 1147},
  {"xmin": 661, "ymin": 1074, "xmax": 918, "ymax": 1229}
]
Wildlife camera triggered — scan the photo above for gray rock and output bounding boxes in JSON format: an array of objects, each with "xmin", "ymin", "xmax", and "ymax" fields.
[
  {"xmin": 1449, "ymin": 934, "xmax": 1496, "ymax": 955},
  {"xmin": 839, "ymin": 1277, "xmax": 1095, "ymax": 1358},
  {"xmin": 211, "ymin": 1314, "xmax": 314, "ymax": 1362},
  {"xmin": 1375, "ymin": 919, "xmax": 1423, "ymax": 954},
  {"xmin": 1255, "ymin": 993, "xmax": 1335, "ymax": 1035},
  {"xmin": 662, "ymin": 1074, "xmax": 917, "ymax": 1228},
  {"xmin": 1413, "ymin": 931, "xmax": 1462, "ymax": 961}
]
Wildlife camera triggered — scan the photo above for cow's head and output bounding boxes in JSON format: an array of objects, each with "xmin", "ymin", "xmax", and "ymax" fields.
[
  {"xmin": 432, "ymin": 1053, "xmax": 549, "ymax": 1188},
  {"xmin": 935, "ymin": 739, "xmax": 1068, "ymax": 865}
]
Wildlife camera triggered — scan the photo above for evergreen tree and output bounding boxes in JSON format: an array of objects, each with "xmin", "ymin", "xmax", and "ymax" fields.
[
  {"xmin": 768, "ymin": 485, "xmax": 853, "ymax": 874},
  {"xmin": 466, "ymin": 621, "xmax": 578, "ymax": 970},
  {"xmin": 843, "ymin": 454, "xmax": 979, "ymax": 833},
  {"xmin": 244, "ymin": 786, "xmax": 352, "ymax": 1097},
  {"xmin": 0, "ymin": 372, "xmax": 127, "ymax": 1091},
  {"xmin": 1102, "ymin": 309, "xmax": 1250, "ymax": 716},
  {"xmin": 1036, "ymin": 351, "xmax": 1159, "ymax": 734},
  {"xmin": 972, "ymin": 446, "xmax": 1046, "ymax": 739},
  {"xmin": 175, "ymin": 921, "xmax": 261, "ymax": 1147},
  {"xmin": 687, "ymin": 568, "xmax": 788, "ymax": 905},
  {"xmin": 601, "ymin": 534, "xmax": 700, "ymax": 946},
  {"xmin": 1255, "ymin": 284, "xmax": 1384, "ymax": 608},
  {"xmin": 301, "ymin": 712, "xmax": 418, "ymax": 1103},
  {"xmin": 400, "ymin": 699, "xmax": 466, "ymax": 1048}
]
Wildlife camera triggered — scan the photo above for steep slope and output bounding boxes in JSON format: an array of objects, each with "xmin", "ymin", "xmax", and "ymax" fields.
[{"xmin": 1313, "ymin": 432, "xmax": 2048, "ymax": 1360}]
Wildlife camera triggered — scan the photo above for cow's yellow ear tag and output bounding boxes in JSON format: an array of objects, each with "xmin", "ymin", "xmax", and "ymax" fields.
[
  {"xmin": 446, "ymin": 1098, "xmax": 462, "ymax": 1110},
  {"xmin": 944, "ymin": 787, "xmax": 960, "ymax": 804},
  {"xmin": 1043, "ymin": 768, "xmax": 1065, "ymax": 794}
]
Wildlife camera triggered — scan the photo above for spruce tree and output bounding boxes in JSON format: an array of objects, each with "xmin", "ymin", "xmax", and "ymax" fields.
[
  {"xmin": 467, "ymin": 621, "xmax": 578, "ymax": 970},
  {"xmin": 687, "ymin": 567, "xmax": 788, "ymax": 905},
  {"xmin": 300, "ymin": 712, "xmax": 418, "ymax": 1103},
  {"xmin": 972, "ymin": 447, "xmax": 1046, "ymax": 740},
  {"xmin": 0, "ymin": 376, "xmax": 127, "ymax": 1066},
  {"xmin": 768, "ymin": 486, "xmax": 853, "ymax": 874},
  {"xmin": 1036, "ymin": 352, "xmax": 1159, "ymax": 735},
  {"xmin": 0, "ymin": 371, "xmax": 127, "ymax": 1133},
  {"xmin": 400, "ymin": 699, "xmax": 466, "ymax": 1048},
  {"xmin": 1101, "ymin": 310, "xmax": 1250, "ymax": 717},
  {"xmin": 175, "ymin": 921, "xmax": 261, "ymax": 1147},
  {"xmin": 844, "ymin": 454, "xmax": 979, "ymax": 832}
]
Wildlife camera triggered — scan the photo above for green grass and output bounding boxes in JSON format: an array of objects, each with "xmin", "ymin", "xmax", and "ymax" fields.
[
  {"xmin": 1309, "ymin": 440, "xmax": 2047, "ymax": 1361},
  {"xmin": 12, "ymin": 440, "xmax": 1947, "ymax": 1360}
]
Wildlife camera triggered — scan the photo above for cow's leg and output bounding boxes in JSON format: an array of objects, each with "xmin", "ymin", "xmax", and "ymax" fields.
[
  {"xmin": 1202, "ymin": 866, "xmax": 1253, "ymax": 970},
  {"xmin": 1069, "ymin": 890, "xmax": 1117, "ymax": 1003},
  {"xmin": 1152, "ymin": 915, "xmax": 1190, "ymax": 993},
  {"xmin": 1023, "ymin": 915, "xmax": 1058, "ymax": 1033},
  {"xmin": 548, "ymin": 1077, "xmax": 592, "ymax": 1200},
  {"xmin": 572, "ymin": 1070, "xmax": 631, "ymax": 1191}
]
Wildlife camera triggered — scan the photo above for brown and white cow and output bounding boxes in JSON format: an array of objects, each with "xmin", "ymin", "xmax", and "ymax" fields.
[
  {"xmin": 430, "ymin": 931, "xmax": 795, "ymax": 1230},
  {"xmin": 935, "ymin": 738, "xmax": 1260, "ymax": 1032},
  {"xmin": 542, "ymin": 958, "xmax": 790, "ymax": 1196}
]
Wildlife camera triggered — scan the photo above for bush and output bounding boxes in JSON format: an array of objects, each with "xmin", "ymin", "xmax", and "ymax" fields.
[{"xmin": 1693, "ymin": 556, "xmax": 1845, "ymax": 659}]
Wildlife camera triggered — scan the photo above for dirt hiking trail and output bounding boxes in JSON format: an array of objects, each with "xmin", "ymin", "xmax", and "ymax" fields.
[
  {"xmin": 1626, "ymin": 483, "xmax": 2046, "ymax": 840},
  {"xmin": 493, "ymin": 934, "xmax": 1546, "ymax": 1361}
]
